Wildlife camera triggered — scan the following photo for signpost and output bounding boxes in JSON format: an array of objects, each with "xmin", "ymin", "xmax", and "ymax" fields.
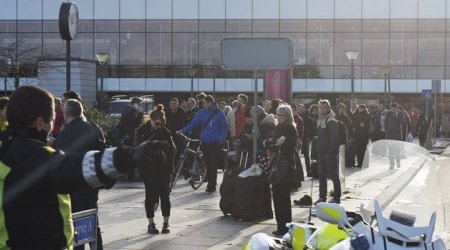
[
  {"xmin": 422, "ymin": 89, "xmax": 433, "ymax": 149},
  {"xmin": 73, "ymin": 208, "xmax": 98, "ymax": 249},
  {"xmin": 221, "ymin": 37, "xmax": 293, "ymax": 163}
]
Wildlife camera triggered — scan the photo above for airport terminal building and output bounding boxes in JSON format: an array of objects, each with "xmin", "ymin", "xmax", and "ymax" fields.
[{"xmin": 1, "ymin": 0, "xmax": 450, "ymax": 103}]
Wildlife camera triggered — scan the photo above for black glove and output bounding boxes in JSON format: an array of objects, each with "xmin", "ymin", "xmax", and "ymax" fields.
[{"xmin": 113, "ymin": 140, "xmax": 169, "ymax": 174}]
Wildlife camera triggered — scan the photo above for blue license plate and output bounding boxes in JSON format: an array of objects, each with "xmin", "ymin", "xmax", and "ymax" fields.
[{"xmin": 73, "ymin": 215, "xmax": 96, "ymax": 243}]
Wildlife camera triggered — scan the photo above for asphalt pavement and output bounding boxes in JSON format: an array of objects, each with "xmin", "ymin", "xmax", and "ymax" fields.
[{"xmin": 95, "ymin": 139, "xmax": 450, "ymax": 249}]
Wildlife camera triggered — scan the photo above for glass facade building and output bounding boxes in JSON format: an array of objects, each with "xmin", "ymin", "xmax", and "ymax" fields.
[{"xmin": 1, "ymin": 0, "xmax": 450, "ymax": 94}]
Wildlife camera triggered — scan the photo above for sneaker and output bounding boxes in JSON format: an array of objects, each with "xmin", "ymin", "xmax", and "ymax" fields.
[
  {"xmin": 328, "ymin": 198, "xmax": 341, "ymax": 204},
  {"xmin": 161, "ymin": 223, "xmax": 170, "ymax": 234},
  {"xmin": 147, "ymin": 223, "xmax": 159, "ymax": 234},
  {"xmin": 314, "ymin": 197, "xmax": 326, "ymax": 205}
]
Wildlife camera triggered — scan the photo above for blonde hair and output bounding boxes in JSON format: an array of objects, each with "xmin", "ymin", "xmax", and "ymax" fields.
[{"xmin": 276, "ymin": 105, "xmax": 295, "ymax": 126}]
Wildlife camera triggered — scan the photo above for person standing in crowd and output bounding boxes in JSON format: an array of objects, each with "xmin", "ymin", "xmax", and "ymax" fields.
[
  {"xmin": 135, "ymin": 104, "xmax": 176, "ymax": 234},
  {"xmin": 179, "ymin": 95, "xmax": 228, "ymax": 192},
  {"xmin": 298, "ymin": 104, "xmax": 314, "ymax": 177},
  {"xmin": 52, "ymin": 97, "xmax": 62, "ymax": 137},
  {"xmin": 346, "ymin": 99, "xmax": 359, "ymax": 168},
  {"xmin": 55, "ymin": 99, "xmax": 107, "ymax": 250},
  {"xmin": 180, "ymin": 99, "xmax": 187, "ymax": 111},
  {"xmin": 196, "ymin": 92, "xmax": 207, "ymax": 109},
  {"xmin": 416, "ymin": 109, "xmax": 429, "ymax": 147},
  {"xmin": 398, "ymin": 105, "xmax": 411, "ymax": 141},
  {"xmin": 316, "ymin": 99, "xmax": 341, "ymax": 204},
  {"xmin": 239, "ymin": 107, "xmax": 255, "ymax": 155},
  {"xmin": 335, "ymin": 103, "xmax": 352, "ymax": 135},
  {"xmin": 0, "ymin": 85, "xmax": 167, "ymax": 249},
  {"xmin": 270, "ymin": 99, "xmax": 282, "ymax": 115},
  {"xmin": 264, "ymin": 105, "xmax": 297, "ymax": 236},
  {"xmin": 119, "ymin": 97, "xmax": 144, "ymax": 146},
  {"xmin": 166, "ymin": 98, "xmax": 188, "ymax": 162},
  {"xmin": 371, "ymin": 104, "xmax": 385, "ymax": 142},
  {"xmin": 219, "ymin": 100, "xmax": 227, "ymax": 112},
  {"xmin": 384, "ymin": 102, "xmax": 405, "ymax": 168},
  {"xmin": 0, "ymin": 96, "xmax": 9, "ymax": 131},
  {"xmin": 291, "ymin": 103, "xmax": 305, "ymax": 184},
  {"xmin": 226, "ymin": 100, "xmax": 239, "ymax": 151},
  {"xmin": 185, "ymin": 98, "xmax": 198, "ymax": 122},
  {"xmin": 409, "ymin": 106, "xmax": 419, "ymax": 137},
  {"xmin": 309, "ymin": 104, "xmax": 319, "ymax": 124},
  {"xmin": 353, "ymin": 104, "xmax": 372, "ymax": 168},
  {"xmin": 235, "ymin": 94, "xmax": 248, "ymax": 158},
  {"xmin": 263, "ymin": 100, "xmax": 272, "ymax": 114}
]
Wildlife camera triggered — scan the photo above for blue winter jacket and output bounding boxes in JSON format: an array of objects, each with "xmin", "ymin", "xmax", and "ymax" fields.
[{"xmin": 181, "ymin": 103, "xmax": 228, "ymax": 144}]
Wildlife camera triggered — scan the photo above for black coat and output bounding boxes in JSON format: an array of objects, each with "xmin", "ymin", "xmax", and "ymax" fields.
[
  {"xmin": 135, "ymin": 123, "xmax": 176, "ymax": 182},
  {"xmin": 264, "ymin": 123, "xmax": 297, "ymax": 162},
  {"xmin": 301, "ymin": 112, "xmax": 315, "ymax": 140},
  {"xmin": 352, "ymin": 112, "xmax": 371, "ymax": 141}
]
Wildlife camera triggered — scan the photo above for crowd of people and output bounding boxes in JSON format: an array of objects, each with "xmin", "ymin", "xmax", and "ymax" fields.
[{"xmin": 0, "ymin": 85, "xmax": 439, "ymax": 248}]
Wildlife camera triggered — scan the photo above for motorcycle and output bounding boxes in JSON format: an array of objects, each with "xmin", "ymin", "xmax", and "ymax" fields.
[{"xmin": 243, "ymin": 200, "xmax": 447, "ymax": 250}]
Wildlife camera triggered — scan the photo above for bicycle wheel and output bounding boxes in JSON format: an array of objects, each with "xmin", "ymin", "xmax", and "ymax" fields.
[
  {"xmin": 189, "ymin": 156, "xmax": 207, "ymax": 190},
  {"xmin": 170, "ymin": 157, "xmax": 186, "ymax": 191}
]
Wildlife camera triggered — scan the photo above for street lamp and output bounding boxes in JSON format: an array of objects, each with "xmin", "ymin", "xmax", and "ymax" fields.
[
  {"xmin": 95, "ymin": 53, "xmax": 109, "ymax": 111},
  {"xmin": 382, "ymin": 66, "xmax": 391, "ymax": 107},
  {"xmin": 345, "ymin": 50, "xmax": 359, "ymax": 99},
  {"xmin": 187, "ymin": 67, "xmax": 197, "ymax": 98},
  {"xmin": 4, "ymin": 59, "xmax": 11, "ymax": 96}
]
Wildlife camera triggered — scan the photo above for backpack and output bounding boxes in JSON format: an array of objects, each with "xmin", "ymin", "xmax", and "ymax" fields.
[{"xmin": 326, "ymin": 117, "xmax": 347, "ymax": 145}]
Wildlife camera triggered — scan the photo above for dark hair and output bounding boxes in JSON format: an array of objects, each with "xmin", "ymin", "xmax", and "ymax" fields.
[
  {"xmin": 391, "ymin": 102, "xmax": 398, "ymax": 108},
  {"xmin": 150, "ymin": 104, "xmax": 166, "ymax": 124},
  {"xmin": 170, "ymin": 98, "xmax": 179, "ymax": 103},
  {"xmin": 358, "ymin": 104, "xmax": 369, "ymax": 114},
  {"xmin": 64, "ymin": 99, "xmax": 83, "ymax": 118},
  {"xmin": 309, "ymin": 104, "xmax": 318, "ymax": 113},
  {"xmin": 0, "ymin": 97, "xmax": 9, "ymax": 110},
  {"xmin": 7, "ymin": 85, "xmax": 54, "ymax": 129},
  {"xmin": 204, "ymin": 95, "xmax": 215, "ymax": 103},
  {"xmin": 270, "ymin": 99, "xmax": 281, "ymax": 114},
  {"xmin": 131, "ymin": 97, "xmax": 142, "ymax": 105},
  {"xmin": 62, "ymin": 91, "xmax": 82, "ymax": 102}
]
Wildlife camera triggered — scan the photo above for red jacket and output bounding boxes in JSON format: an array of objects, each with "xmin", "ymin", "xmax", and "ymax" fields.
[{"xmin": 235, "ymin": 107, "xmax": 246, "ymax": 137}]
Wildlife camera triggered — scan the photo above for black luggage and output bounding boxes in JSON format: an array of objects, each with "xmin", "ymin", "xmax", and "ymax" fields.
[
  {"xmin": 219, "ymin": 168, "xmax": 240, "ymax": 215},
  {"xmin": 311, "ymin": 136, "xmax": 318, "ymax": 161},
  {"xmin": 291, "ymin": 153, "xmax": 305, "ymax": 189},
  {"xmin": 231, "ymin": 174, "xmax": 272, "ymax": 221},
  {"xmin": 310, "ymin": 160, "xmax": 319, "ymax": 179}
]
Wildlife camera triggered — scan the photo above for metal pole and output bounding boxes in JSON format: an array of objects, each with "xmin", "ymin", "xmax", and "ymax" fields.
[
  {"xmin": 384, "ymin": 73, "xmax": 387, "ymax": 107},
  {"xmin": 190, "ymin": 77, "xmax": 194, "ymax": 98},
  {"xmin": 100, "ymin": 63, "xmax": 104, "ymax": 111},
  {"xmin": 3, "ymin": 74, "xmax": 6, "ymax": 96},
  {"xmin": 351, "ymin": 59, "xmax": 354, "ymax": 99},
  {"xmin": 434, "ymin": 87, "xmax": 437, "ymax": 144},
  {"xmin": 213, "ymin": 76, "xmax": 216, "ymax": 98},
  {"xmin": 388, "ymin": 73, "xmax": 391, "ymax": 105},
  {"xmin": 252, "ymin": 69, "xmax": 258, "ymax": 164},
  {"xmin": 66, "ymin": 40, "xmax": 71, "ymax": 91}
]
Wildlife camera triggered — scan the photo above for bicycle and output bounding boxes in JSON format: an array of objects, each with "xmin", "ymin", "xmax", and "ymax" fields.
[{"xmin": 170, "ymin": 133, "xmax": 207, "ymax": 191}]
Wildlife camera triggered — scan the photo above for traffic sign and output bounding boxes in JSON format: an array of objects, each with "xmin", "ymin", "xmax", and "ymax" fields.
[{"xmin": 422, "ymin": 89, "xmax": 432, "ymax": 101}]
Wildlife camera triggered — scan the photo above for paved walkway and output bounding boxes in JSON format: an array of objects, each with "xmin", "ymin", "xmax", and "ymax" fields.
[{"xmin": 96, "ymin": 140, "xmax": 447, "ymax": 249}]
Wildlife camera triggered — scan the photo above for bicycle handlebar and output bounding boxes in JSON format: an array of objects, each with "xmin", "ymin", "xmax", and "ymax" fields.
[{"xmin": 178, "ymin": 132, "xmax": 200, "ymax": 143}]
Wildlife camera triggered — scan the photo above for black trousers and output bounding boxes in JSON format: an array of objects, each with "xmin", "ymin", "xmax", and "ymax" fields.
[
  {"xmin": 318, "ymin": 153, "xmax": 341, "ymax": 200},
  {"xmin": 355, "ymin": 137, "xmax": 369, "ymax": 168},
  {"xmin": 143, "ymin": 175, "xmax": 171, "ymax": 218},
  {"xmin": 203, "ymin": 142, "xmax": 220, "ymax": 187},
  {"xmin": 272, "ymin": 182, "xmax": 292, "ymax": 232},
  {"xmin": 301, "ymin": 138, "xmax": 311, "ymax": 175}
]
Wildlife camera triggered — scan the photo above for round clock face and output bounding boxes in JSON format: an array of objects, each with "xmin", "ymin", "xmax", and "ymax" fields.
[{"xmin": 68, "ymin": 3, "xmax": 79, "ymax": 40}]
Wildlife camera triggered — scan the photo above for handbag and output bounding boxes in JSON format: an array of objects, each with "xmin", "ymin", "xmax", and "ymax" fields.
[{"xmin": 268, "ymin": 151, "xmax": 290, "ymax": 185}]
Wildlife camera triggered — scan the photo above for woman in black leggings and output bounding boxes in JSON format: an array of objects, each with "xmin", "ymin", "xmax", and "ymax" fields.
[{"xmin": 135, "ymin": 104, "xmax": 176, "ymax": 234}]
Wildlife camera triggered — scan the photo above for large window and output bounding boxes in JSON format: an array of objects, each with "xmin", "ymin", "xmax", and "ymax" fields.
[
  {"xmin": 173, "ymin": 33, "xmax": 198, "ymax": 65},
  {"xmin": 120, "ymin": 33, "xmax": 145, "ymax": 65},
  {"xmin": 390, "ymin": 33, "xmax": 417, "ymax": 66},
  {"xmin": 146, "ymin": 33, "xmax": 172, "ymax": 65},
  {"xmin": 307, "ymin": 33, "xmax": 334, "ymax": 65},
  {"xmin": 94, "ymin": 33, "xmax": 120, "ymax": 64},
  {"xmin": 362, "ymin": 33, "xmax": 389, "ymax": 66},
  {"xmin": 418, "ymin": 33, "xmax": 445, "ymax": 65}
]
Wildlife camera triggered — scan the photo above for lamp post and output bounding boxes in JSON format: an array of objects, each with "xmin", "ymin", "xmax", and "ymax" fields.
[
  {"xmin": 4, "ymin": 59, "xmax": 11, "ymax": 96},
  {"xmin": 95, "ymin": 53, "xmax": 109, "ymax": 112},
  {"xmin": 345, "ymin": 50, "xmax": 359, "ymax": 99},
  {"xmin": 382, "ymin": 66, "xmax": 391, "ymax": 107},
  {"xmin": 187, "ymin": 68, "xmax": 197, "ymax": 98}
]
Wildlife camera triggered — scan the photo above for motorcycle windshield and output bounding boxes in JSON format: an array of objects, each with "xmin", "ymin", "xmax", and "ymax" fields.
[{"xmin": 352, "ymin": 139, "xmax": 446, "ymax": 230}]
